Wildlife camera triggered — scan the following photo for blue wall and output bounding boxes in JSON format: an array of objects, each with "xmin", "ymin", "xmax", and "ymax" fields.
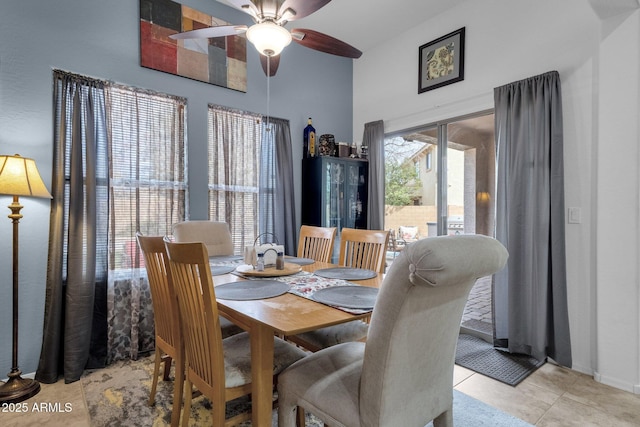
[{"xmin": 0, "ymin": 0, "xmax": 353, "ymax": 376}]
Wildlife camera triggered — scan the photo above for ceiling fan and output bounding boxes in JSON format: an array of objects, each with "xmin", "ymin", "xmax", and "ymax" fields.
[{"xmin": 169, "ymin": 0, "xmax": 362, "ymax": 76}]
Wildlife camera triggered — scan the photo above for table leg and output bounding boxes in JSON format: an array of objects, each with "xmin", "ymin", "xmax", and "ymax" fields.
[{"xmin": 250, "ymin": 322, "xmax": 274, "ymax": 427}]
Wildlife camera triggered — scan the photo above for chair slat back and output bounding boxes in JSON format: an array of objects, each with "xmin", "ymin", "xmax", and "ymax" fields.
[
  {"xmin": 136, "ymin": 234, "xmax": 181, "ymax": 351},
  {"xmin": 164, "ymin": 240, "xmax": 225, "ymax": 395},
  {"xmin": 338, "ymin": 228, "xmax": 390, "ymax": 273},
  {"xmin": 298, "ymin": 225, "xmax": 337, "ymax": 263}
]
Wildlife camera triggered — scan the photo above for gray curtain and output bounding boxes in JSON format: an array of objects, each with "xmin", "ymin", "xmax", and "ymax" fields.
[
  {"xmin": 363, "ymin": 120, "xmax": 385, "ymax": 230},
  {"xmin": 261, "ymin": 117, "xmax": 296, "ymax": 255},
  {"xmin": 493, "ymin": 71, "xmax": 571, "ymax": 367},
  {"xmin": 37, "ymin": 71, "xmax": 110, "ymax": 383}
]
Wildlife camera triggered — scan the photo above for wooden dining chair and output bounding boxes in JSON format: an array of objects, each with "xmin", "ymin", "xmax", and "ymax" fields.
[
  {"xmin": 297, "ymin": 225, "xmax": 336, "ymax": 262},
  {"xmin": 172, "ymin": 220, "xmax": 243, "ymax": 339},
  {"xmin": 288, "ymin": 228, "xmax": 390, "ymax": 353},
  {"xmin": 136, "ymin": 233, "xmax": 184, "ymax": 427},
  {"xmin": 339, "ymin": 227, "xmax": 390, "ymax": 274},
  {"xmin": 163, "ymin": 239, "xmax": 307, "ymax": 427},
  {"xmin": 277, "ymin": 235, "xmax": 509, "ymax": 427}
]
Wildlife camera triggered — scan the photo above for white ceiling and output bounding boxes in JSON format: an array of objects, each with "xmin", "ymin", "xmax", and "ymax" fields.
[
  {"xmin": 215, "ymin": 0, "xmax": 495, "ymax": 133},
  {"xmin": 216, "ymin": 0, "xmax": 469, "ymax": 52}
]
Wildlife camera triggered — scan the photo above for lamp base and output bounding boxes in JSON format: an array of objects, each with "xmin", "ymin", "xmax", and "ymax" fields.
[{"xmin": 0, "ymin": 370, "xmax": 41, "ymax": 404}]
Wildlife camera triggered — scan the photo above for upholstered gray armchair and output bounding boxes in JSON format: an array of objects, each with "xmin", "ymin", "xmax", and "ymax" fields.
[
  {"xmin": 277, "ymin": 234, "xmax": 508, "ymax": 427},
  {"xmin": 172, "ymin": 220, "xmax": 234, "ymax": 256}
]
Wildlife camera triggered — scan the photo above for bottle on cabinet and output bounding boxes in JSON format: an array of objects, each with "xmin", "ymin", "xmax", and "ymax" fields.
[{"xmin": 303, "ymin": 118, "xmax": 316, "ymax": 158}]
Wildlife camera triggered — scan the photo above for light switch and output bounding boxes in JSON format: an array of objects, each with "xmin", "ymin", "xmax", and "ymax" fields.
[{"xmin": 568, "ymin": 207, "xmax": 581, "ymax": 224}]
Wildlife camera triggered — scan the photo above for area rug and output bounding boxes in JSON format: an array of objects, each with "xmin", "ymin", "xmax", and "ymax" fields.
[
  {"xmin": 82, "ymin": 354, "xmax": 532, "ymax": 426},
  {"xmin": 455, "ymin": 333, "xmax": 546, "ymax": 386}
]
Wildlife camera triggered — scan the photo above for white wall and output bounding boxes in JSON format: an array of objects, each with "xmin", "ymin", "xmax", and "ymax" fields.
[
  {"xmin": 595, "ymin": 10, "xmax": 640, "ymax": 392},
  {"xmin": 0, "ymin": 0, "xmax": 354, "ymax": 377},
  {"xmin": 353, "ymin": 0, "xmax": 640, "ymax": 392}
]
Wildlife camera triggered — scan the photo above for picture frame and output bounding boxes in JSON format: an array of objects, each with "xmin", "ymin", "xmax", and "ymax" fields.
[
  {"xmin": 418, "ymin": 27, "xmax": 465, "ymax": 93},
  {"xmin": 139, "ymin": 0, "xmax": 247, "ymax": 92}
]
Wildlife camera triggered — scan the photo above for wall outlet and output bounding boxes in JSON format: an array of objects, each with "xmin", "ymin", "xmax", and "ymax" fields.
[{"xmin": 568, "ymin": 207, "xmax": 581, "ymax": 224}]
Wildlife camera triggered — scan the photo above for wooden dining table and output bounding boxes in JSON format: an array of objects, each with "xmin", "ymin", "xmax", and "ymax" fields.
[{"xmin": 212, "ymin": 260, "xmax": 382, "ymax": 427}]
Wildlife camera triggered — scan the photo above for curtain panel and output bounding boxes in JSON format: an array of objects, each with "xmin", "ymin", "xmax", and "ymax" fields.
[
  {"xmin": 261, "ymin": 117, "xmax": 297, "ymax": 255},
  {"xmin": 37, "ymin": 70, "xmax": 110, "ymax": 384},
  {"xmin": 493, "ymin": 71, "xmax": 572, "ymax": 367},
  {"xmin": 363, "ymin": 120, "xmax": 385, "ymax": 230}
]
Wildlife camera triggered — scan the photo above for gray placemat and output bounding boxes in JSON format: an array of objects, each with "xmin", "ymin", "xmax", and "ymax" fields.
[
  {"xmin": 285, "ymin": 257, "xmax": 316, "ymax": 265},
  {"xmin": 209, "ymin": 255, "xmax": 243, "ymax": 263},
  {"xmin": 314, "ymin": 267, "xmax": 377, "ymax": 280},
  {"xmin": 214, "ymin": 280, "xmax": 290, "ymax": 300},
  {"xmin": 210, "ymin": 265, "xmax": 236, "ymax": 276},
  {"xmin": 312, "ymin": 285, "xmax": 378, "ymax": 309}
]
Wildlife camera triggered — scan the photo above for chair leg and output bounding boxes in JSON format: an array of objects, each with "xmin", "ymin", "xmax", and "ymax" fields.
[
  {"xmin": 433, "ymin": 406, "xmax": 453, "ymax": 427},
  {"xmin": 149, "ymin": 348, "xmax": 162, "ymax": 405},
  {"xmin": 170, "ymin": 357, "xmax": 185, "ymax": 427},
  {"xmin": 212, "ymin": 395, "xmax": 226, "ymax": 427},
  {"xmin": 276, "ymin": 393, "xmax": 297, "ymax": 427},
  {"xmin": 162, "ymin": 354, "xmax": 173, "ymax": 381},
  {"xmin": 296, "ymin": 405, "xmax": 306, "ymax": 427},
  {"xmin": 181, "ymin": 380, "xmax": 193, "ymax": 427}
]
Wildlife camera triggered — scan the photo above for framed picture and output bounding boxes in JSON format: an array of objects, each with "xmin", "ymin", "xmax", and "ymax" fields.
[
  {"xmin": 139, "ymin": 0, "xmax": 247, "ymax": 92},
  {"xmin": 418, "ymin": 27, "xmax": 465, "ymax": 93}
]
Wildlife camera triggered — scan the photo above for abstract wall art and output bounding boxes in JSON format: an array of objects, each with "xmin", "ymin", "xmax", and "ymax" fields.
[{"xmin": 140, "ymin": 0, "xmax": 247, "ymax": 92}]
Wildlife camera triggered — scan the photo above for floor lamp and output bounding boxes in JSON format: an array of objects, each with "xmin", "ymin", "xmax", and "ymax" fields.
[{"xmin": 0, "ymin": 154, "xmax": 52, "ymax": 404}]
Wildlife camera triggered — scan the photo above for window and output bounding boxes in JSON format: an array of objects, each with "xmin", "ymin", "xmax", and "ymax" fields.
[
  {"xmin": 384, "ymin": 112, "xmax": 494, "ymax": 237},
  {"xmin": 207, "ymin": 105, "xmax": 293, "ymax": 256},
  {"xmin": 107, "ymin": 85, "xmax": 188, "ymax": 269},
  {"xmin": 208, "ymin": 105, "xmax": 262, "ymax": 254},
  {"xmin": 54, "ymin": 74, "xmax": 187, "ymax": 273}
]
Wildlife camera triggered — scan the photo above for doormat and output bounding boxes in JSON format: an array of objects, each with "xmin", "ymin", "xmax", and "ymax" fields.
[{"xmin": 455, "ymin": 334, "xmax": 545, "ymax": 386}]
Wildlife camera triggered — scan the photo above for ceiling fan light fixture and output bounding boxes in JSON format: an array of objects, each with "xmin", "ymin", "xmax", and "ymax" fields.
[{"xmin": 246, "ymin": 21, "xmax": 292, "ymax": 56}]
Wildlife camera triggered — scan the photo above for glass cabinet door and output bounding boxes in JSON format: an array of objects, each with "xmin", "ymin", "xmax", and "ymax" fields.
[
  {"xmin": 344, "ymin": 162, "xmax": 367, "ymax": 228},
  {"xmin": 324, "ymin": 161, "xmax": 345, "ymax": 229},
  {"xmin": 321, "ymin": 159, "xmax": 367, "ymax": 230}
]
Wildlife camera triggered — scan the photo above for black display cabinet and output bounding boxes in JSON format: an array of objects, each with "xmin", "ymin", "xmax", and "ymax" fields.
[{"xmin": 301, "ymin": 157, "xmax": 368, "ymax": 259}]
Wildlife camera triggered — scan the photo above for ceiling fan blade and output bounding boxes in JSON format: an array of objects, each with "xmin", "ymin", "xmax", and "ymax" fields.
[
  {"xmin": 260, "ymin": 54, "xmax": 280, "ymax": 77},
  {"xmin": 291, "ymin": 29, "xmax": 362, "ymax": 58},
  {"xmin": 169, "ymin": 25, "xmax": 248, "ymax": 40},
  {"xmin": 225, "ymin": 0, "xmax": 261, "ymax": 20},
  {"xmin": 277, "ymin": 0, "xmax": 332, "ymax": 22}
]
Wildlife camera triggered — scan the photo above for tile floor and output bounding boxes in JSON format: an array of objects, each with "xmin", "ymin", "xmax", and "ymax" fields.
[{"xmin": 4, "ymin": 360, "xmax": 640, "ymax": 426}]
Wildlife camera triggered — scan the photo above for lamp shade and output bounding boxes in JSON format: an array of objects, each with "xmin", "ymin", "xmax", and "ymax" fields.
[
  {"xmin": 246, "ymin": 22, "xmax": 292, "ymax": 56},
  {"xmin": 0, "ymin": 154, "xmax": 52, "ymax": 199},
  {"xmin": 476, "ymin": 191, "xmax": 491, "ymax": 203}
]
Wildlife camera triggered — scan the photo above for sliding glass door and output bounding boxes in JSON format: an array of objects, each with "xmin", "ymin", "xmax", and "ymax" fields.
[
  {"xmin": 384, "ymin": 111, "xmax": 494, "ymax": 238},
  {"xmin": 384, "ymin": 111, "xmax": 495, "ymax": 336}
]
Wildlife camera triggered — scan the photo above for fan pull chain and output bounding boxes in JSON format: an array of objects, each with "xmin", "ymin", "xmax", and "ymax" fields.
[{"xmin": 265, "ymin": 56, "xmax": 271, "ymax": 132}]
